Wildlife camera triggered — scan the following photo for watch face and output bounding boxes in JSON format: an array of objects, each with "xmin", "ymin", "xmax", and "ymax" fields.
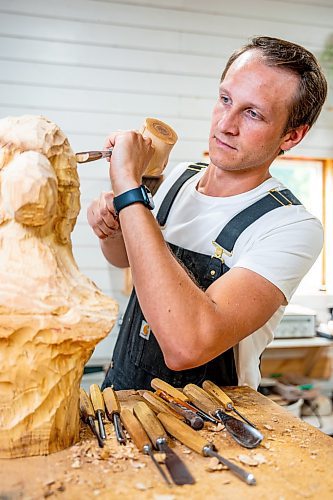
[{"xmin": 142, "ymin": 185, "xmax": 155, "ymax": 210}]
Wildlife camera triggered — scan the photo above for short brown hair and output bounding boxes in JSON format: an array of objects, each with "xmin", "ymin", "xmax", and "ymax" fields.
[{"xmin": 221, "ymin": 36, "xmax": 327, "ymax": 133}]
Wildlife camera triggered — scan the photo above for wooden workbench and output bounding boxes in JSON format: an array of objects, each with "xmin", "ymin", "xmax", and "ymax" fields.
[{"xmin": 1, "ymin": 387, "xmax": 332, "ymax": 499}]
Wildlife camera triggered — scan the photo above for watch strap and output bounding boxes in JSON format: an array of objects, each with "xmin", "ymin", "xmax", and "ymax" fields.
[{"xmin": 113, "ymin": 185, "xmax": 153, "ymax": 215}]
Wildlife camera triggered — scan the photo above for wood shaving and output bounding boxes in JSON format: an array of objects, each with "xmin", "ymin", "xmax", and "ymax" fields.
[
  {"xmin": 99, "ymin": 448, "xmax": 111, "ymax": 460},
  {"xmin": 252, "ymin": 453, "xmax": 267, "ymax": 464},
  {"xmin": 135, "ymin": 482, "xmax": 152, "ymax": 491},
  {"xmin": 131, "ymin": 460, "xmax": 146, "ymax": 469},
  {"xmin": 264, "ymin": 424, "xmax": 274, "ymax": 430},
  {"xmin": 205, "ymin": 457, "xmax": 224, "ymax": 471},
  {"xmin": 154, "ymin": 452, "xmax": 166, "ymax": 463},
  {"xmin": 238, "ymin": 454, "xmax": 261, "ymax": 466}
]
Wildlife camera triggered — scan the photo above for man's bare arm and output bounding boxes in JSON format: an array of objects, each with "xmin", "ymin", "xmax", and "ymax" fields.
[
  {"xmin": 87, "ymin": 191, "xmax": 129, "ymax": 268},
  {"xmin": 119, "ymin": 202, "xmax": 285, "ymax": 370}
]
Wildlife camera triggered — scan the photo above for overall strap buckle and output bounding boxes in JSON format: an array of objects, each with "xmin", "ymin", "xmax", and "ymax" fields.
[
  {"xmin": 212, "ymin": 241, "xmax": 233, "ymax": 263},
  {"xmin": 269, "ymin": 189, "xmax": 292, "ymax": 206}
]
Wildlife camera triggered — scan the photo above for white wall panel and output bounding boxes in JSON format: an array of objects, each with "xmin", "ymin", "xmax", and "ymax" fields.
[{"xmin": 1, "ymin": 0, "xmax": 332, "ymax": 362}]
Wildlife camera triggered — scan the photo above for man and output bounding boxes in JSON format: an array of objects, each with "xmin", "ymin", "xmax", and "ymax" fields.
[{"xmin": 87, "ymin": 36, "xmax": 327, "ymax": 391}]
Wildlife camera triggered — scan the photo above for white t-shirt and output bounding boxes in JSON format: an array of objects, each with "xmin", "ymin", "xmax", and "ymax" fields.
[{"xmin": 153, "ymin": 162, "xmax": 323, "ymax": 388}]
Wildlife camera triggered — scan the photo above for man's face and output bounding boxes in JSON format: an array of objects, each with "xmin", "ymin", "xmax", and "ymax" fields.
[{"xmin": 209, "ymin": 50, "xmax": 300, "ymax": 172}]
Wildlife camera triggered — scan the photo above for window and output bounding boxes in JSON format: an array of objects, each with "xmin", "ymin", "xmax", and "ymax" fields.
[{"xmin": 271, "ymin": 156, "xmax": 333, "ymax": 293}]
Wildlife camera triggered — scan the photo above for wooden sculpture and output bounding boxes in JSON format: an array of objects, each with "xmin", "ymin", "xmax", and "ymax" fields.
[{"xmin": 0, "ymin": 115, "xmax": 118, "ymax": 458}]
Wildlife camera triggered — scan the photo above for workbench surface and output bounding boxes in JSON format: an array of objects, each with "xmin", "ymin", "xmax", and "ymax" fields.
[{"xmin": 1, "ymin": 387, "xmax": 332, "ymax": 499}]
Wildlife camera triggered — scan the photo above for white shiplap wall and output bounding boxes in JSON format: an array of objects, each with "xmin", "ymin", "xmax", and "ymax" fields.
[{"xmin": 1, "ymin": 0, "xmax": 332, "ymax": 361}]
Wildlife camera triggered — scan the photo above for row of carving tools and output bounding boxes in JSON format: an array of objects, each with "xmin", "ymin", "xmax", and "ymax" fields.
[
  {"xmin": 80, "ymin": 385, "xmax": 127, "ymax": 448},
  {"xmin": 79, "ymin": 379, "xmax": 264, "ymax": 486}
]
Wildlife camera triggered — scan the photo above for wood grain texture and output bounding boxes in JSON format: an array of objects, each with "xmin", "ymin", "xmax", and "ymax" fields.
[
  {"xmin": 0, "ymin": 115, "xmax": 118, "ymax": 458},
  {"xmin": 0, "ymin": 386, "xmax": 332, "ymax": 498}
]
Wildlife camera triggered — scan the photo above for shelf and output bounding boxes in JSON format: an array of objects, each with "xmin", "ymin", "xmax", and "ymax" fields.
[{"xmin": 268, "ymin": 337, "xmax": 333, "ymax": 349}]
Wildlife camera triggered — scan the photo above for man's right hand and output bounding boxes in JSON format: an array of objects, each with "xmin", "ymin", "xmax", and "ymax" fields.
[{"xmin": 87, "ymin": 191, "xmax": 121, "ymax": 240}]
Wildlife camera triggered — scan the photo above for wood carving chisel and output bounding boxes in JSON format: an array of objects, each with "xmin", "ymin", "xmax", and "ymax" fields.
[
  {"xmin": 203, "ymin": 380, "xmax": 258, "ymax": 429},
  {"xmin": 158, "ymin": 412, "xmax": 256, "ymax": 486},
  {"xmin": 120, "ymin": 408, "xmax": 172, "ymax": 486},
  {"xmin": 89, "ymin": 384, "xmax": 107, "ymax": 440},
  {"xmin": 102, "ymin": 387, "xmax": 126, "ymax": 445},
  {"xmin": 134, "ymin": 402, "xmax": 195, "ymax": 485},
  {"xmin": 79, "ymin": 388, "xmax": 104, "ymax": 448},
  {"xmin": 155, "ymin": 390, "xmax": 205, "ymax": 429},
  {"xmin": 183, "ymin": 384, "xmax": 263, "ymax": 449},
  {"xmin": 142, "ymin": 391, "xmax": 185, "ymax": 421},
  {"xmin": 151, "ymin": 378, "xmax": 217, "ymax": 424},
  {"xmin": 75, "ymin": 149, "xmax": 113, "ymax": 163}
]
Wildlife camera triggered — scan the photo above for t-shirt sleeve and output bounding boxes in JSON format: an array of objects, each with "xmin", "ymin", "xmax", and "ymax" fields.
[{"xmin": 233, "ymin": 214, "xmax": 324, "ymax": 302}]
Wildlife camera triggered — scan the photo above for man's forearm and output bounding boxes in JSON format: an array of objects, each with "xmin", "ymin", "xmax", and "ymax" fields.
[
  {"xmin": 100, "ymin": 233, "xmax": 129, "ymax": 268},
  {"xmin": 118, "ymin": 203, "xmax": 284, "ymax": 371},
  {"xmin": 118, "ymin": 203, "xmax": 223, "ymax": 366}
]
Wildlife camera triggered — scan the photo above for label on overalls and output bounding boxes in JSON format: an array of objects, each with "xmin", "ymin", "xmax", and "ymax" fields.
[{"xmin": 139, "ymin": 320, "xmax": 151, "ymax": 340}]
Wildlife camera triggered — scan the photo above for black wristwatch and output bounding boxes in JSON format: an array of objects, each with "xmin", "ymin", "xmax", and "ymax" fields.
[{"xmin": 113, "ymin": 184, "xmax": 155, "ymax": 215}]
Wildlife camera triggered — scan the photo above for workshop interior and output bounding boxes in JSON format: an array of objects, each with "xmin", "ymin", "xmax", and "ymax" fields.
[{"xmin": 0, "ymin": 0, "xmax": 333, "ymax": 498}]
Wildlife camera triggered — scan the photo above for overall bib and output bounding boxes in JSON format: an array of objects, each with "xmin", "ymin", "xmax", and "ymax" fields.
[{"xmin": 102, "ymin": 164, "xmax": 301, "ymax": 390}]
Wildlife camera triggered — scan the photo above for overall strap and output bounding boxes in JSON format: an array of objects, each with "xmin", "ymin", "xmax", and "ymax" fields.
[
  {"xmin": 207, "ymin": 188, "xmax": 302, "ymax": 281},
  {"xmin": 216, "ymin": 189, "xmax": 302, "ymax": 254},
  {"xmin": 156, "ymin": 163, "xmax": 207, "ymax": 226},
  {"xmin": 214, "ymin": 188, "xmax": 302, "ymax": 255}
]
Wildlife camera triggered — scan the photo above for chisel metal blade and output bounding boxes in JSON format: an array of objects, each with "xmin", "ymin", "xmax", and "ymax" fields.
[
  {"xmin": 157, "ymin": 438, "xmax": 195, "ymax": 485},
  {"xmin": 134, "ymin": 401, "xmax": 195, "ymax": 486}
]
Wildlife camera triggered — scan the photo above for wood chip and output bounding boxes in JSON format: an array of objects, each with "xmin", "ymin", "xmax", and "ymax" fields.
[
  {"xmin": 206, "ymin": 457, "xmax": 224, "ymax": 471},
  {"xmin": 264, "ymin": 424, "xmax": 273, "ymax": 430},
  {"xmin": 238, "ymin": 454, "xmax": 261, "ymax": 466},
  {"xmin": 252, "ymin": 453, "xmax": 267, "ymax": 464},
  {"xmin": 131, "ymin": 460, "xmax": 146, "ymax": 469},
  {"xmin": 154, "ymin": 452, "xmax": 166, "ymax": 463},
  {"xmin": 99, "ymin": 448, "xmax": 111, "ymax": 460},
  {"xmin": 135, "ymin": 482, "xmax": 152, "ymax": 491}
]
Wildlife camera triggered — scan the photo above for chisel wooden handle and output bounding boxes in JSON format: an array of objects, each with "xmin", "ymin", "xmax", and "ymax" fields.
[
  {"xmin": 151, "ymin": 378, "xmax": 187, "ymax": 402},
  {"xmin": 158, "ymin": 412, "xmax": 208, "ymax": 455},
  {"xmin": 79, "ymin": 388, "xmax": 95, "ymax": 421},
  {"xmin": 202, "ymin": 380, "xmax": 233, "ymax": 411},
  {"xmin": 142, "ymin": 391, "xmax": 184, "ymax": 420},
  {"xmin": 134, "ymin": 402, "xmax": 167, "ymax": 445},
  {"xmin": 120, "ymin": 408, "xmax": 151, "ymax": 452},
  {"xmin": 90, "ymin": 384, "xmax": 105, "ymax": 413},
  {"xmin": 183, "ymin": 384, "xmax": 218, "ymax": 413},
  {"xmin": 103, "ymin": 387, "xmax": 121, "ymax": 417},
  {"xmin": 156, "ymin": 390, "xmax": 204, "ymax": 430}
]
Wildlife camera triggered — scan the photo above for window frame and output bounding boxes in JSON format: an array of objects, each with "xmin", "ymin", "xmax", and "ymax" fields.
[{"xmin": 276, "ymin": 155, "xmax": 333, "ymax": 292}]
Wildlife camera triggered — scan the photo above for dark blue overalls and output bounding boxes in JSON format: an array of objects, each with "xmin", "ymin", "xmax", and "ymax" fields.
[{"xmin": 102, "ymin": 164, "xmax": 301, "ymax": 390}]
